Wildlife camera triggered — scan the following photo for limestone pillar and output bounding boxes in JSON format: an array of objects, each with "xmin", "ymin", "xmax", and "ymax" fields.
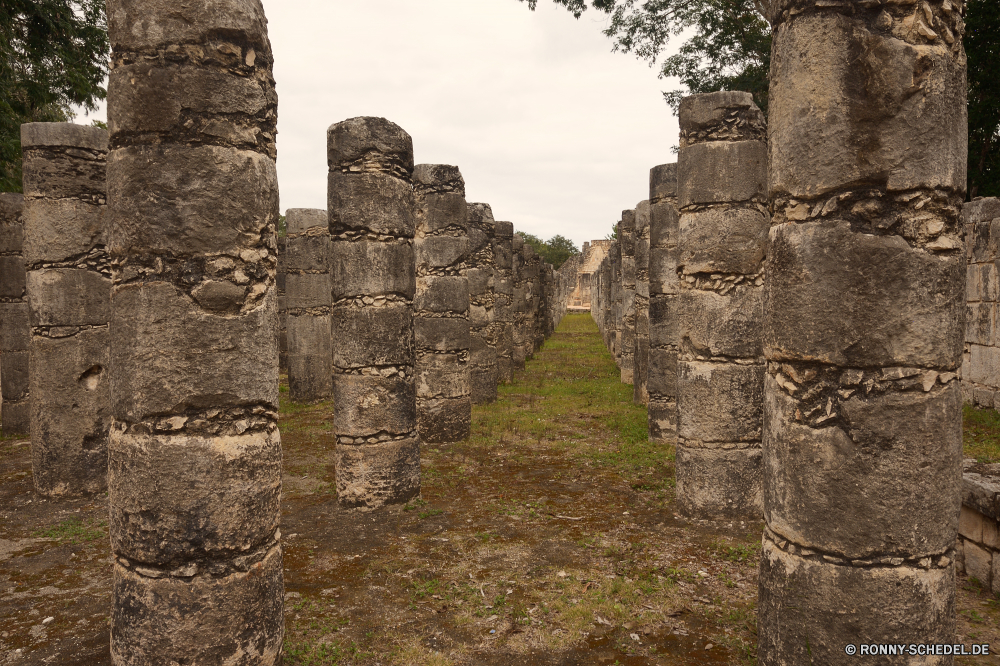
[
  {"xmin": 467, "ymin": 203, "xmax": 498, "ymax": 403},
  {"xmin": 634, "ymin": 200, "xmax": 651, "ymax": 405},
  {"xmin": 21, "ymin": 123, "xmax": 110, "ymax": 497},
  {"xmin": 105, "ymin": 0, "xmax": 284, "ymax": 660},
  {"xmin": 277, "ymin": 235, "xmax": 288, "ymax": 371},
  {"xmin": 759, "ymin": 0, "xmax": 967, "ymax": 660},
  {"xmin": 648, "ymin": 164, "xmax": 679, "ymax": 443},
  {"xmin": 493, "ymin": 221, "xmax": 515, "ymax": 383},
  {"xmin": 0, "ymin": 194, "xmax": 29, "ymax": 435},
  {"xmin": 511, "ymin": 233, "xmax": 528, "ymax": 370},
  {"xmin": 675, "ymin": 92, "xmax": 768, "ymax": 519},
  {"xmin": 524, "ymin": 245, "xmax": 543, "ymax": 355},
  {"xmin": 328, "ymin": 117, "xmax": 419, "ymax": 508},
  {"xmin": 611, "ymin": 241, "xmax": 622, "ymax": 365},
  {"xmin": 413, "ymin": 165, "xmax": 471, "ymax": 442},
  {"xmin": 619, "ymin": 210, "xmax": 636, "ymax": 383},
  {"xmin": 285, "ymin": 208, "xmax": 332, "ymax": 403}
]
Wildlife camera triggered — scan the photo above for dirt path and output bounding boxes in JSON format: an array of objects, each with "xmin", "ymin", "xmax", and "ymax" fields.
[{"xmin": 0, "ymin": 313, "xmax": 997, "ymax": 665}]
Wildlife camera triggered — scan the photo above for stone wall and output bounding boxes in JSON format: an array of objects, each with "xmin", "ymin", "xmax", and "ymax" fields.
[
  {"xmin": 963, "ymin": 197, "xmax": 1000, "ymax": 408},
  {"xmin": 285, "ymin": 208, "xmax": 332, "ymax": 403},
  {"xmin": 958, "ymin": 462, "xmax": 1000, "ymax": 597}
]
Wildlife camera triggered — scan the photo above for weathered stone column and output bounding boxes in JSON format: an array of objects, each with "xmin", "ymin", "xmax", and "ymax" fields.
[
  {"xmin": 962, "ymin": 198, "xmax": 1000, "ymax": 406},
  {"xmin": 0, "ymin": 194, "xmax": 29, "ymax": 435},
  {"xmin": 21, "ymin": 123, "xmax": 110, "ymax": 497},
  {"xmin": 511, "ymin": 233, "xmax": 528, "ymax": 370},
  {"xmin": 648, "ymin": 164, "xmax": 679, "ymax": 443},
  {"xmin": 611, "ymin": 241, "xmax": 622, "ymax": 365},
  {"xmin": 634, "ymin": 200, "xmax": 651, "ymax": 405},
  {"xmin": 620, "ymin": 210, "xmax": 636, "ymax": 383},
  {"xmin": 525, "ymin": 246, "xmax": 544, "ymax": 355},
  {"xmin": 467, "ymin": 203, "xmax": 498, "ymax": 403},
  {"xmin": 105, "ymin": 0, "xmax": 283, "ymax": 660},
  {"xmin": 413, "ymin": 165, "xmax": 470, "ymax": 443},
  {"xmin": 493, "ymin": 221, "xmax": 515, "ymax": 382},
  {"xmin": 759, "ymin": 0, "xmax": 967, "ymax": 660},
  {"xmin": 285, "ymin": 208, "xmax": 332, "ymax": 403},
  {"xmin": 277, "ymin": 234, "xmax": 288, "ymax": 371},
  {"xmin": 328, "ymin": 117, "xmax": 419, "ymax": 507},
  {"xmin": 674, "ymin": 92, "xmax": 768, "ymax": 519}
]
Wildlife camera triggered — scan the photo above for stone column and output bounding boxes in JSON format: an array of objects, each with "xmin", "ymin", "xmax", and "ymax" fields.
[
  {"xmin": 759, "ymin": 0, "xmax": 967, "ymax": 660},
  {"xmin": 648, "ymin": 164, "xmax": 679, "ymax": 443},
  {"xmin": 105, "ymin": 0, "xmax": 283, "ymax": 660},
  {"xmin": 619, "ymin": 210, "xmax": 636, "ymax": 383},
  {"xmin": 525, "ymin": 246, "xmax": 544, "ymax": 355},
  {"xmin": 511, "ymin": 233, "xmax": 528, "ymax": 370},
  {"xmin": 285, "ymin": 208, "xmax": 332, "ymax": 403},
  {"xmin": 277, "ymin": 235, "xmax": 288, "ymax": 371},
  {"xmin": 634, "ymin": 200, "xmax": 651, "ymax": 405},
  {"xmin": 674, "ymin": 92, "xmax": 768, "ymax": 519},
  {"xmin": 328, "ymin": 117, "xmax": 419, "ymax": 508},
  {"xmin": 962, "ymin": 198, "xmax": 1000, "ymax": 407},
  {"xmin": 413, "ymin": 164, "xmax": 471, "ymax": 443},
  {"xmin": 21, "ymin": 123, "xmax": 110, "ymax": 497},
  {"xmin": 467, "ymin": 203, "xmax": 498, "ymax": 403},
  {"xmin": 493, "ymin": 221, "xmax": 515, "ymax": 383},
  {"xmin": 0, "ymin": 194, "xmax": 29, "ymax": 435},
  {"xmin": 611, "ymin": 241, "xmax": 622, "ymax": 365}
]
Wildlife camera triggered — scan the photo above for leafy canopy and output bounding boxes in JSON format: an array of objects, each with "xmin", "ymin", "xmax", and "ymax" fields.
[
  {"xmin": 516, "ymin": 232, "xmax": 581, "ymax": 269},
  {"xmin": 0, "ymin": 0, "xmax": 109, "ymax": 192},
  {"xmin": 523, "ymin": 0, "xmax": 998, "ymax": 198}
]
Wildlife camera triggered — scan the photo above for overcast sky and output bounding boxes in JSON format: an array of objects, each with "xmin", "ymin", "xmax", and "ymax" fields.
[{"xmin": 77, "ymin": 1, "xmax": 682, "ymax": 250}]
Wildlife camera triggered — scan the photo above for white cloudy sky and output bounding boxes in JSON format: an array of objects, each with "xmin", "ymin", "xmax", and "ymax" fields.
[{"xmin": 77, "ymin": 1, "xmax": 682, "ymax": 249}]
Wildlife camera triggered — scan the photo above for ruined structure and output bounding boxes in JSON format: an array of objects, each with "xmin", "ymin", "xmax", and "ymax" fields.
[
  {"xmin": 285, "ymin": 208, "xmax": 332, "ymax": 403},
  {"xmin": 958, "ymin": 462, "xmax": 1000, "ymax": 597},
  {"xmin": 568, "ymin": 240, "xmax": 610, "ymax": 309},
  {"xmin": 277, "ymin": 235, "xmax": 288, "ymax": 371},
  {"xmin": 105, "ymin": 0, "xmax": 284, "ymax": 659},
  {"xmin": 21, "ymin": 123, "xmax": 111, "ymax": 497},
  {"xmin": 493, "ymin": 221, "xmax": 515, "ymax": 383},
  {"xmin": 467, "ymin": 203, "xmax": 498, "ymax": 403},
  {"xmin": 511, "ymin": 233, "xmax": 527, "ymax": 371},
  {"xmin": 328, "ymin": 117, "xmax": 419, "ymax": 508},
  {"xmin": 648, "ymin": 164, "xmax": 679, "ymax": 442},
  {"xmin": 0, "ymin": 194, "xmax": 29, "ymax": 435},
  {"xmin": 964, "ymin": 197, "xmax": 1000, "ymax": 407},
  {"xmin": 758, "ymin": 0, "xmax": 967, "ymax": 659},
  {"xmin": 619, "ymin": 210, "xmax": 636, "ymax": 384},
  {"xmin": 413, "ymin": 165, "xmax": 471, "ymax": 442},
  {"xmin": 634, "ymin": 201, "xmax": 651, "ymax": 405},
  {"xmin": 675, "ymin": 92, "xmax": 768, "ymax": 519}
]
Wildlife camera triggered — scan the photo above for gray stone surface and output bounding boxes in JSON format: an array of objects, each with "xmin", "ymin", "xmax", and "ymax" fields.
[
  {"xmin": 468, "ymin": 204, "xmax": 498, "ymax": 403},
  {"xmin": 619, "ymin": 210, "xmax": 636, "ymax": 385},
  {"xmin": 648, "ymin": 163, "xmax": 679, "ymax": 443},
  {"xmin": 0, "ymin": 194, "xmax": 29, "ymax": 435},
  {"xmin": 285, "ymin": 208, "xmax": 331, "ymax": 403},
  {"xmin": 759, "ymin": 1, "xmax": 966, "ymax": 660},
  {"xmin": 634, "ymin": 201, "xmax": 650, "ymax": 406},
  {"xmin": 21, "ymin": 124, "xmax": 110, "ymax": 496},
  {"xmin": 963, "ymin": 197, "xmax": 1000, "ymax": 405},
  {"xmin": 105, "ymin": 1, "xmax": 284, "ymax": 660},
  {"xmin": 675, "ymin": 92, "xmax": 767, "ymax": 520},
  {"xmin": 493, "ymin": 221, "xmax": 515, "ymax": 383},
  {"xmin": 414, "ymin": 165, "xmax": 471, "ymax": 443},
  {"xmin": 328, "ymin": 117, "xmax": 419, "ymax": 508}
]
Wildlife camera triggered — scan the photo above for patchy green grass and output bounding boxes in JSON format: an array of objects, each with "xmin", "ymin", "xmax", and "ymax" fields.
[
  {"xmin": 963, "ymin": 404, "xmax": 1000, "ymax": 463},
  {"xmin": 32, "ymin": 516, "xmax": 107, "ymax": 544}
]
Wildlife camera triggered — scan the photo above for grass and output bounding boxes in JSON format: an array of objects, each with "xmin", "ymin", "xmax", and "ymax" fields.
[
  {"xmin": 32, "ymin": 516, "xmax": 107, "ymax": 544},
  {"xmin": 963, "ymin": 404, "xmax": 1000, "ymax": 463}
]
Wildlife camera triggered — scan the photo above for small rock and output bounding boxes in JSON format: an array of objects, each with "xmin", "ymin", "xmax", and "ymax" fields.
[
  {"xmin": 42, "ymin": 617, "xmax": 54, "ymax": 625},
  {"xmin": 705, "ymin": 643, "xmax": 714, "ymax": 650}
]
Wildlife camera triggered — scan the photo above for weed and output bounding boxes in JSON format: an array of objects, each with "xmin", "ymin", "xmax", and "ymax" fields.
[
  {"xmin": 963, "ymin": 404, "xmax": 1000, "ymax": 463},
  {"xmin": 32, "ymin": 517, "xmax": 106, "ymax": 544}
]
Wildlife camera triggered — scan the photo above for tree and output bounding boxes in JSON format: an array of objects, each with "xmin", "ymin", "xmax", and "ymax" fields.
[
  {"xmin": 0, "ymin": 0, "xmax": 109, "ymax": 192},
  {"xmin": 967, "ymin": 0, "xmax": 1000, "ymax": 199},
  {"xmin": 515, "ymin": 231, "xmax": 581, "ymax": 268},
  {"xmin": 523, "ymin": 0, "xmax": 998, "ymax": 197}
]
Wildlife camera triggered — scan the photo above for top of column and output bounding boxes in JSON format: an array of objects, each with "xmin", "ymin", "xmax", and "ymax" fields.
[
  {"xmin": 678, "ymin": 91, "xmax": 765, "ymax": 147},
  {"xmin": 107, "ymin": 0, "xmax": 271, "ymax": 51},
  {"xmin": 327, "ymin": 117, "xmax": 414, "ymax": 173},
  {"xmin": 650, "ymin": 163, "xmax": 678, "ymax": 202},
  {"xmin": 21, "ymin": 123, "xmax": 108, "ymax": 152},
  {"xmin": 286, "ymin": 208, "xmax": 327, "ymax": 234},
  {"xmin": 414, "ymin": 164, "xmax": 465, "ymax": 195}
]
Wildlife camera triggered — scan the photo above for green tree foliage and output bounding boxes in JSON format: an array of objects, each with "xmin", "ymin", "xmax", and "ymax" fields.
[
  {"xmin": 524, "ymin": 0, "xmax": 998, "ymax": 197},
  {"xmin": 0, "ymin": 0, "xmax": 109, "ymax": 192},
  {"xmin": 967, "ymin": 0, "xmax": 1000, "ymax": 199},
  {"xmin": 516, "ymin": 232, "xmax": 581, "ymax": 268}
]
